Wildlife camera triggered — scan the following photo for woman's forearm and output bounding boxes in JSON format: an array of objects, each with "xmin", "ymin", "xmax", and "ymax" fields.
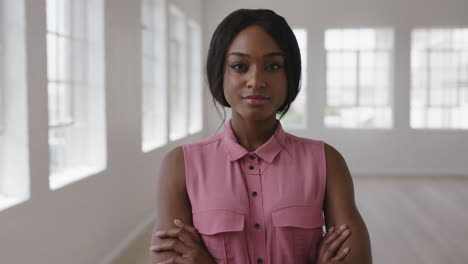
[
  {"xmin": 151, "ymin": 251, "xmax": 181, "ymax": 264},
  {"xmin": 336, "ymin": 223, "xmax": 372, "ymax": 264}
]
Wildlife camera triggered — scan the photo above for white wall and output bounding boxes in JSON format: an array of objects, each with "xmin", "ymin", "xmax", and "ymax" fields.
[
  {"xmin": 1, "ymin": 0, "xmax": 467, "ymax": 263},
  {"xmin": 0, "ymin": 1, "xmax": 203, "ymax": 264},
  {"xmin": 202, "ymin": 0, "xmax": 468, "ymax": 177}
]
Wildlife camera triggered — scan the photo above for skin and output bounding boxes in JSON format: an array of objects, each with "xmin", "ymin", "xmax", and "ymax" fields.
[
  {"xmin": 322, "ymin": 143, "xmax": 373, "ymax": 263},
  {"xmin": 222, "ymin": 25, "xmax": 287, "ymax": 151},
  {"xmin": 150, "ymin": 25, "xmax": 372, "ymax": 264}
]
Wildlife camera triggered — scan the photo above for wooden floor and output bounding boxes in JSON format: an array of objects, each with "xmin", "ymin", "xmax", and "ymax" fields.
[
  {"xmin": 355, "ymin": 175, "xmax": 468, "ymax": 264},
  {"xmin": 113, "ymin": 176, "xmax": 468, "ymax": 264}
]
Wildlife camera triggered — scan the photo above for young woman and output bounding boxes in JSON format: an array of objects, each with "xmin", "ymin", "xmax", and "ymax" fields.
[{"xmin": 150, "ymin": 9, "xmax": 372, "ymax": 264}]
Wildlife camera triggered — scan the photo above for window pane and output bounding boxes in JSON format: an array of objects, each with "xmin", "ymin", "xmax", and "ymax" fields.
[
  {"xmin": 325, "ymin": 28, "xmax": 393, "ymax": 128},
  {"xmin": 46, "ymin": 33, "xmax": 58, "ymax": 80},
  {"xmin": 58, "ymin": 83, "xmax": 73, "ymax": 125},
  {"xmin": 325, "ymin": 29, "xmax": 342, "ymax": 50},
  {"xmin": 141, "ymin": 0, "xmax": 167, "ymax": 151},
  {"xmin": 0, "ymin": 0, "xmax": 30, "ymax": 210},
  {"xmin": 57, "ymin": 36, "xmax": 71, "ymax": 81},
  {"xmin": 58, "ymin": 0, "xmax": 71, "ymax": 36},
  {"xmin": 359, "ymin": 29, "xmax": 376, "ymax": 50},
  {"xmin": 410, "ymin": 28, "xmax": 468, "ymax": 129},
  {"xmin": 280, "ymin": 28, "xmax": 307, "ymax": 128},
  {"xmin": 48, "ymin": 82, "xmax": 59, "ymax": 126},
  {"xmin": 46, "ymin": 0, "xmax": 59, "ymax": 33},
  {"xmin": 46, "ymin": 0, "xmax": 107, "ymax": 189},
  {"xmin": 188, "ymin": 20, "xmax": 202, "ymax": 134},
  {"xmin": 168, "ymin": 5, "xmax": 187, "ymax": 141}
]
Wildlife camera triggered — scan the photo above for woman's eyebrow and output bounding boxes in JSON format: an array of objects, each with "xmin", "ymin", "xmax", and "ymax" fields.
[
  {"xmin": 228, "ymin": 52, "xmax": 249, "ymax": 58},
  {"xmin": 263, "ymin": 52, "xmax": 285, "ymax": 58},
  {"xmin": 228, "ymin": 51, "xmax": 285, "ymax": 58}
]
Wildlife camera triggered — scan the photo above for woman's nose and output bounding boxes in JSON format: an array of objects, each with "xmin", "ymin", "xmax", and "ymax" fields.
[{"xmin": 246, "ymin": 67, "xmax": 266, "ymax": 89}]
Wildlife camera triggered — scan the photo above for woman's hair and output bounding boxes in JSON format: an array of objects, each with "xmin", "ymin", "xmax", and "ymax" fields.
[{"xmin": 206, "ymin": 9, "xmax": 302, "ymax": 128}]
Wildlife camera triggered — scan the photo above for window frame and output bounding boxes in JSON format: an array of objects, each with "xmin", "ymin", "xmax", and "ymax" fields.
[
  {"xmin": 411, "ymin": 28, "xmax": 468, "ymax": 129},
  {"xmin": 46, "ymin": 0, "xmax": 80, "ymax": 129},
  {"xmin": 0, "ymin": 0, "xmax": 4, "ymax": 135},
  {"xmin": 280, "ymin": 28, "xmax": 308, "ymax": 129},
  {"xmin": 187, "ymin": 18, "xmax": 202, "ymax": 135},
  {"xmin": 141, "ymin": 0, "xmax": 167, "ymax": 152},
  {"xmin": 0, "ymin": 0, "xmax": 30, "ymax": 211},
  {"xmin": 324, "ymin": 28, "xmax": 394, "ymax": 129},
  {"xmin": 168, "ymin": 4, "xmax": 187, "ymax": 141},
  {"xmin": 46, "ymin": 0, "xmax": 107, "ymax": 189}
]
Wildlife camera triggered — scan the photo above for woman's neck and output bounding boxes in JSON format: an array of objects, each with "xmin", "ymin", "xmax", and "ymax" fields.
[{"xmin": 230, "ymin": 114, "xmax": 278, "ymax": 152}]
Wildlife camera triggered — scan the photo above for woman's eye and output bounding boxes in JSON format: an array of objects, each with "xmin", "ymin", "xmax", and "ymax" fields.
[
  {"xmin": 231, "ymin": 63, "xmax": 247, "ymax": 71},
  {"xmin": 266, "ymin": 63, "xmax": 282, "ymax": 71}
]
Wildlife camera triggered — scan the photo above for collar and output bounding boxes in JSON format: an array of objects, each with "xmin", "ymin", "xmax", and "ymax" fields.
[{"xmin": 221, "ymin": 119, "xmax": 287, "ymax": 163}]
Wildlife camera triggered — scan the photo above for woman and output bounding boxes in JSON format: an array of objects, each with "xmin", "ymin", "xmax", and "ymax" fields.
[{"xmin": 150, "ymin": 9, "xmax": 372, "ymax": 264}]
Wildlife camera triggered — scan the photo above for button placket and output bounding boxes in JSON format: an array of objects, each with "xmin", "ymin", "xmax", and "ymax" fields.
[
  {"xmin": 246, "ymin": 154, "xmax": 260, "ymax": 175},
  {"xmin": 244, "ymin": 153, "xmax": 267, "ymax": 263}
]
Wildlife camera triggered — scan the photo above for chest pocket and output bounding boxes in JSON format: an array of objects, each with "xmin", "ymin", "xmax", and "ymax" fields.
[
  {"xmin": 271, "ymin": 205, "xmax": 325, "ymax": 263},
  {"xmin": 193, "ymin": 210, "xmax": 247, "ymax": 264}
]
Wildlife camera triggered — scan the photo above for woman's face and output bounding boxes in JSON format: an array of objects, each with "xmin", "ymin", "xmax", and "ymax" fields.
[{"xmin": 223, "ymin": 25, "xmax": 288, "ymax": 121}]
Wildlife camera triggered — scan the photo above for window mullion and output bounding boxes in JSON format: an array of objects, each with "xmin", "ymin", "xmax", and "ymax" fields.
[
  {"xmin": 0, "ymin": 9, "xmax": 4, "ymax": 135},
  {"xmin": 356, "ymin": 50, "xmax": 360, "ymax": 107},
  {"xmin": 69, "ymin": 1, "xmax": 75, "ymax": 126},
  {"xmin": 425, "ymin": 48, "xmax": 430, "ymax": 126}
]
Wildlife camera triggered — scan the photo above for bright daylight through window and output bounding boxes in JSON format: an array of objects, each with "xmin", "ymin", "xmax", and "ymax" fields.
[
  {"xmin": 46, "ymin": 0, "xmax": 106, "ymax": 190},
  {"xmin": 325, "ymin": 28, "xmax": 394, "ymax": 129},
  {"xmin": 411, "ymin": 28, "xmax": 468, "ymax": 129}
]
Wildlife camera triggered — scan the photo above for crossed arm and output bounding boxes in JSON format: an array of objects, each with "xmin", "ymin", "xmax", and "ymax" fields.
[
  {"xmin": 150, "ymin": 143, "xmax": 373, "ymax": 263},
  {"xmin": 150, "ymin": 146, "xmax": 193, "ymax": 263},
  {"xmin": 323, "ymin": 143, "xmax": 373, "ymax": 264}
]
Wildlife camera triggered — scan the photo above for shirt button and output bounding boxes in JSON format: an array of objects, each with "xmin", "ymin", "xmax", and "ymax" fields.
[
  {"xmin": 257, "ymin": 258, "xmax": 263, "ymax": 263},
  {"xmin": 249, "ymin": 165, "xmax": 254, "ymax": 170},
  {"xmin": 250, "ymin": 155, "xmax": 256, "ymax": 160},
  {"xmin": 252, "ymin": 191, "xmax": 257, "ymax": 197},
  {"xmin": 254, "ymin": 223, "xmax": 260, "ymax": 229}
]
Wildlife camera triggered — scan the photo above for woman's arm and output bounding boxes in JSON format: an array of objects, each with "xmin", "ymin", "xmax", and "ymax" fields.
[
  {"xmin": 323, "ymin": 143, "xmax": 373, "ymax": 264},
  {"xmin": 150, "ymin": 146, "xmax": 194, "ymax": 263}
]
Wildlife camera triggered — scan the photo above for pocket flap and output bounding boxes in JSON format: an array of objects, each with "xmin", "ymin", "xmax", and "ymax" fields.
[
  {"xmin": 193, "ymin": 210, "xmax": 245, "ymax": 235},
  {"xmin": 272, "ymin": 205, "xmax": 325, "ymax": 229}
]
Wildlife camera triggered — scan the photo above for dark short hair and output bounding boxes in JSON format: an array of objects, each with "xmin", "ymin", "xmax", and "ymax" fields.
[{"xmin": 206, "ymin": 9, "xmax": 302, "ymax": 121}]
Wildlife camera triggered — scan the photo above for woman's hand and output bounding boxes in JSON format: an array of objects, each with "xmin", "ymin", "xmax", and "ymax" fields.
[
  {"xmin": 150, "ymin": 219, "xmax": 216, "ymax": 264},
  {"xmin": 316, "ymin": 224, "xmax": 351, "ymax": 263}
]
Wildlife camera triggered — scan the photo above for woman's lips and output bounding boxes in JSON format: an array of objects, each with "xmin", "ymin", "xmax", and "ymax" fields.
[{"xmin": 243, "ymin": 98, "xmax": 269, "ymax": 106}]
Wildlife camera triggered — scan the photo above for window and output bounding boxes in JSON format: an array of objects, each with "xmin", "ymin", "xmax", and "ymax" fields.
[
  {"xmin": 411, "ymin": 28, "xmax": 468, "ymax": 129},
  {"xmin": 280, "ymin": 28, "xmax": 307, "ymax": 129},
  {"xmin": 141, "ymin": 0, "xmax": 167, "ymax": 152},
  {"xmin": 0, "ymin": 0, "xmax": 6, "ymax": 206},
  {"xmin": 0, "ymin": 0, "xmax": 4, "ymax": 136},
  {"xmin": 324, "ymin": 28, "xmax": 394, "ymax": 129},
  {"xmin": 168, "ymin": 5, "xmax": 187, "ymax": 141},
  {"xmin": 188, "ymin": 19, "xmax": 202, "ymax": 134},
  {"xmin": 0, "ymin": 0, "xmax": 29, "ymax": 211},
  {"xmin": 46, "ymin": 0, "xmax": 106, "ymax": 190}
]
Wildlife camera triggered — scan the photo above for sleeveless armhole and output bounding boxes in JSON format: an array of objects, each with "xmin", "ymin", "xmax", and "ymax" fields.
[
  {"xmin": 319, "ymin": 141, "xmax": 327, "ymax": 203},
  {"xmin": 319, "ymin": 140, "xmax": 327, "ymax": 230},
  {"xmin": 181, "ymin": 144, "xmax": 193, "ymax": 208}
]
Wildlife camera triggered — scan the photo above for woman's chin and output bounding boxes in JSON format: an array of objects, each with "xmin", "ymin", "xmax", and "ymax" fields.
[{"xmin": 236, "ymin": 110, "xmax": 275, "ymax": 121}]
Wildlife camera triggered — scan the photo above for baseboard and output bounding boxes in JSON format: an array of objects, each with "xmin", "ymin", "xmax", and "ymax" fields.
[{"xmin": 97, "ymin": 212, "xmax": 156, "ymax": 264}]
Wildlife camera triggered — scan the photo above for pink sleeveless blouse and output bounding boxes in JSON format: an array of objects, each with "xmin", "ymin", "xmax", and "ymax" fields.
[{"xmin": 182, "ymin": 119, "xmax": 327, "ymax": 264}]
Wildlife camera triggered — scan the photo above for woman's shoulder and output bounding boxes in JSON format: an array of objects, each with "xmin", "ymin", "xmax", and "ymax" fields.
[
  {"xmin": 284, "ymin": 132, "xmax": 324, "ymax": 147},
  {"xmin": 161, "ymin": 146, "xmax": 186, "ymax": 181},
  {"xmin": 183, "ymin": 131, "xmax": 223, "ymax": 150}
]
